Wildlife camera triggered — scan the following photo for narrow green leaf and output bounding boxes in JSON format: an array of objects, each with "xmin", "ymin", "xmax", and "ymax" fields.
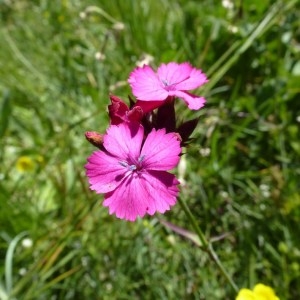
[
  {"xmin": 0, "ymin": 90, "xmax": 12, "ymax": 139},
  {"xmin": 0, "ymin": 280, "xmax": 9, "ymax": 300},
  {"xmin": 5, "ymin": 232, "xmax": 28, "ymax": 295}
]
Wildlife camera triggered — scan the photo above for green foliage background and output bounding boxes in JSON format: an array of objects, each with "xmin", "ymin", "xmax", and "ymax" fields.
[{"xmin": 0, "ymin": 0, "xmax": 299, "ymax": 299}]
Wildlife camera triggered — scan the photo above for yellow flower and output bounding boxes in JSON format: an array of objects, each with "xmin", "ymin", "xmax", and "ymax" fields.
[
  {"xmin": 236, "ymin": 284, "xmax": 280, "ymax": 300},
  {"xmin": 236, "ymin": 288, "xmax": 256, "ymax": 300},
  {"xmin": 16, "ymin": 156, "xmax": 35, "ymax": 172}
]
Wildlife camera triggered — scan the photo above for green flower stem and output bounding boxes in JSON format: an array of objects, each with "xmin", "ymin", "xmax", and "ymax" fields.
[{"xmin": 178, "ymin": 196, "xmax": 238, "ymax": 293}]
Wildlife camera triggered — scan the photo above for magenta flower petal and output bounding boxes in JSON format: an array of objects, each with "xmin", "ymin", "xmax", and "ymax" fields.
[
  {"xmin": 128, "ymin": 65, "xmax": 168, "ymax": 100},
  {"xmin": 85, "ymin": 151, "xmax": 126, "ymax": 193},
  {"xmin": 141, "ymin": 170, "xmax": 179, "ymax": 214},
  {"xmin": 141, "ymin": 128, "xmax": 181, "ymax": 170},
  {"xmin": 174, "ymin": 67, "xmax": 208, "ymax": 90},
  {"xmin": 104, "ymin": 122, "xmax": 143, "ymax": 160},
  {"xmin": 170, "ymin": 90, "xmax": 206, "ymax": 110},
  {"xmin": 157, "ymin": 62, "xmax": 193, "ymax": 87},
  {"xmin": 103, "ymin": 174, "xmax": 150, "ymax": 221},
  {"xmin": 103, "ymin": 170, "xmax": 179, "ymax": 221}
]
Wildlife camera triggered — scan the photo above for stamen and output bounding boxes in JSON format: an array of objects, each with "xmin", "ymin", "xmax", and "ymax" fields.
[
  {"xmin": 119, "ymin": 161, "xmax": 128, "ymax": 167},
  {"xmin": 138, "ymin": 155, "xmax": 146, "ymax": 163},
  {"xmin": 119, "ymin": 160, "xmax": 138, "ymax": 172},
  {"xmin": 129, "ymin": 165, "xmax": 137, "ymax": 171},
  {"xmin": 162, "ymin": 79, "xmax": 169, "ymax": 86},
  {"xmin": 162, "ymin": 76, "xmax": 191, "ymax": 88}
]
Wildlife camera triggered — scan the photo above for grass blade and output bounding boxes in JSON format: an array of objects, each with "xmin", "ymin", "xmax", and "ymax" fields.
[{"xmin": 4, "ymin": 232, "xmax": 28, "ymax": 295}]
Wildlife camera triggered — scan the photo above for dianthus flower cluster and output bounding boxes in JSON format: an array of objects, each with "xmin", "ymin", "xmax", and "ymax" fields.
[{"xmin": 85, "ymin": 62, "xmax": 208, "ymax": 221}]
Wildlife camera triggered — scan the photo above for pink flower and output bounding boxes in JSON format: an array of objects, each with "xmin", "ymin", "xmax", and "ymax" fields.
[
  {"xmin": 128, "ymin": 62, "xmax": 208, "ymax": 111},
  {"xmin": 85, "ymin": 122, "xmax": 181, "ymax": 221}
]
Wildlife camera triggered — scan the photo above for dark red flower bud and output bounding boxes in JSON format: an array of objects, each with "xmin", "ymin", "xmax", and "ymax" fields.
[
  {"xmin": 108, "ymin": 94, "xmax": 144, "ymax": 125},
  {"xmin": 127, "ymin": 106, "xmax": 143, "ymax": 122},
  {"xmin": 108, "ymin": 95, "xmax": 129, "ymax": 125}
]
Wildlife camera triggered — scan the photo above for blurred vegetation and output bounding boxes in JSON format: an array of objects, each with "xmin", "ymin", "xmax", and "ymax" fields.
[{"xmin": 0, "ymin": 0, "xmax": 299, "ymax": 299}]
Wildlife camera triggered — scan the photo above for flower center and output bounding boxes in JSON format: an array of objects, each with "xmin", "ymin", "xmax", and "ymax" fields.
[
  {"xmin": 161, "ymin": 75, "xmax": 191, "ymax": 91},
  {"xmin": 161, "ymin": 79, "xmax": 175, "ymax": 91},
  {"xmin": 119, "ymin": 155, "xmax": 145, "ymax": 172}
]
